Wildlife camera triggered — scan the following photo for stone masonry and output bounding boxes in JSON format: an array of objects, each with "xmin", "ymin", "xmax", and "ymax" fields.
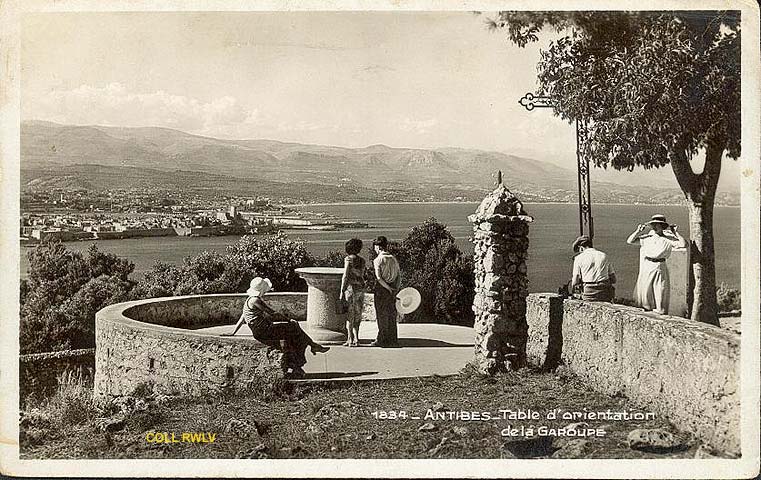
[
  {"xmin": 525, "ymin": 293, "xmax": 740, "ymax": 454},
  {"xmin": 469, "ymin": 182, "xmax": 533, "ymax": 374}
]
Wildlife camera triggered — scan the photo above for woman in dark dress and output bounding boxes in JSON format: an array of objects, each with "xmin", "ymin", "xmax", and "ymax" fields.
[
  {"xmin": 223, "ymin": 277, "xmax": 329, "ymax": 378},
  {"xmin": 339, "ymin": 238, "xmax": 366, "ymax": 347}
]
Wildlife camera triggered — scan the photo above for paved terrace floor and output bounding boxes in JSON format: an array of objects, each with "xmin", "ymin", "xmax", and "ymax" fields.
[{"xmin": 197, "ymin": 322, "xmax": 474, "ymax": 382}]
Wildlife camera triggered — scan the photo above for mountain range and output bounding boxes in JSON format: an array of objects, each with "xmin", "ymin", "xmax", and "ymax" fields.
[{"xmin": 21, "ymin": 120, "xmax": 736, "ymax": 205}]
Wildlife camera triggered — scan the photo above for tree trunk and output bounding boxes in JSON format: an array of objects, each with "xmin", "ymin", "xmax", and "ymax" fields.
[
  {"xmin": 686, "ymin": 201, "xmax": 719, "ymax": 326},
  {"xmin": 669, "ymin": 140, "xmax": 723, "ymax": 326}
]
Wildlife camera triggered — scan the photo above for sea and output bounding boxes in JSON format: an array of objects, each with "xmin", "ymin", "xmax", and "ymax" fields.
[{"xmin": 19, "ymin": 203, "xmax": 741, "ymax": 297}]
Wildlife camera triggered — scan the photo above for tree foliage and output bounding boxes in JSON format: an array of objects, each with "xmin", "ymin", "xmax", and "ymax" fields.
[
  {"xmin": 128, "ymin": 261, "xmax": 183, "ymax": 300},
  {"xmin": 490, "ymin": 11, "xmax": 739, "ymax": 168},
  {"xmin": 225, "ymin": 233, "xmax": 315, "ymax": 292},
  {"xmin": 21, "ymin": 239, "xmax": 135, "ymax": 353},
  {"xmin": 21, "ymin": 226, "xmax": 476, "ymax": 354},
  {"xmin": 175, "ymin": 250, "xmax": 245, "ymax": 295},
  {"xmin": 132, "ymin": 233, "xmax": 317, "ymax": 298},
  {"xmin": 490, "ymin": 11, "xmax": 740, "ymax": 324},
  {"xmin": 372, "ymin": 217, "xmax": 475, "ymax": 325}
]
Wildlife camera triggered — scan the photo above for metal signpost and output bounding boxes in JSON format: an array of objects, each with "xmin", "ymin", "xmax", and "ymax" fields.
[{"xmin": 519, "ymin": 93, "xmax": 594, "ymax": 241}]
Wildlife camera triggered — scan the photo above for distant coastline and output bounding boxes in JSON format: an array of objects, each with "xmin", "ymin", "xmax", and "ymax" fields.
[{"xmin": 287, "ymin": 200, "xmax": 741, "ymax": 208}]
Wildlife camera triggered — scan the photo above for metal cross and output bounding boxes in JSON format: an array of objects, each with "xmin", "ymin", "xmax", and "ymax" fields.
[{"xmin": 518, "ymin": 92, "xmax": 594, "ymax": 241}]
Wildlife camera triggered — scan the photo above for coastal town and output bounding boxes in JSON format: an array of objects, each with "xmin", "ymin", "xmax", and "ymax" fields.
[{"xmin": 20, "ymin": 187, "xmax": 370, "ymax": 244}]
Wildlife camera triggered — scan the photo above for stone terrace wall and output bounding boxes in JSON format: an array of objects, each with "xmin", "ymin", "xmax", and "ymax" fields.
[
  {"xmin": 95, "ymin": 292, "xmax": 377, "ymax": 399},
  {"xmin": 124, "ymin": 293, "xmax": 308, "ymax": 328},
  {"xmin": 20, "ymin": 348, "xmax": 95, "ymax": 399},
  {"xmin": 123, "ymin": 293, "xmax": 376, "ymax": 327},
  {"xmin": 526, "ymin": 293, "xmax": 741, "ymax": 454},
  {"xmin": 94, "ymin": 293, "xmax": 308, "ymax": 399}
]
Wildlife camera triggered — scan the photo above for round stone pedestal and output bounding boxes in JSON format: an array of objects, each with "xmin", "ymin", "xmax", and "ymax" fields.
[{"xmin": 295, "ymin": 267, "xmax": 348, "ymax": 344}]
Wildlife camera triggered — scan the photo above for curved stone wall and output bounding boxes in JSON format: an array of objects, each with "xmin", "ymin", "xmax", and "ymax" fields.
[
  {"xmin": 95, "ymin": 292, "xmax": 377, "ymax": 400},
  {"xmin": 122, "ymin": 293, "xmax": 308, "ymax": 328},
  {"xmin": 526, "ymin": 293, "xmax": 740, "ymax": 455},
  {"xmin": 94, "ymin": 293, "xmax": 306, "ymax": 400}
]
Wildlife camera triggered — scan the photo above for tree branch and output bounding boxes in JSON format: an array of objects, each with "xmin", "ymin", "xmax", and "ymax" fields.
[
  {"xmin": 669, "ymin": 149, "xmax": 698, "ymax": 199},
  {"xmin": 698, "ymin": 134, "xmax": 726, "ymax": 200}
]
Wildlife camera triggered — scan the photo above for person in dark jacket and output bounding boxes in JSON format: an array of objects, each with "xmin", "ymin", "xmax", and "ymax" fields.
[{"xmin": 223, "ymin": 277, "xmax": 329, "ymax": 378}]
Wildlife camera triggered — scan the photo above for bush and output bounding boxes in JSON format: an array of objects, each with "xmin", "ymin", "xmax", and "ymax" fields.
[
  {"xmin": 370, "ymin": 217, "xmax": 475, "ymax": 326},
  {"xmin": 128, "ymin": 261, "xmax": 183, "ymax": 300},
  {"xmin": 175, "ymin": 250, "xmax": 244, "ymax": 295},
  {"xmin": 316, "ymin": 250, "xmax": 346, "ymax": 268},
  {"xmin": 716, "ymin": 283, "xmax": 741, "ymax": 312},
  {"xmin": 21, "ymin": 239, "xmax": 136, "ymax": 354},
  {"xmin": 132, "ymin": 233, "xmax": 316, "ymax": 299},
  {"xmin": 225, "ymin": 233, "xmax": 315, "ymax": 292}
]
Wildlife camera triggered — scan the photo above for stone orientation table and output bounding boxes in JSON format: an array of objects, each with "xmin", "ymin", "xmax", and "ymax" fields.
[{"xmin": 295, "ymin": 267, "xmax": 348, "ymax": 344}]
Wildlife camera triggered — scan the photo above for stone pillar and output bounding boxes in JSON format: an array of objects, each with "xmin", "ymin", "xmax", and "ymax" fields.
[
  {"xmin": 469, "ymin": 184, "xmax": 534, "ymax": 375},
  {"xmin": 294, "ymin": 267, "xmax": 348, "ymax": 344}
]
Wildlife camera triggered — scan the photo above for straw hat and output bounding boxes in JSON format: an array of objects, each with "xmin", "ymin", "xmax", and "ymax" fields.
[
  {"xmin": 395, "ymin": 287, "xmax": 422, "ymax": 314},
  {"xmin": 246, "ymin": 277, "xmax": 273, "ymax": 296},
  {"xmin": 646, "ymin": 214, "xmax": 670, "ymax": 227}
]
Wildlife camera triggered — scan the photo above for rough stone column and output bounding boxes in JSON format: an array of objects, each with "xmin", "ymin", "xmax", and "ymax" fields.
[{"xmin": 469, "ymin": 183, "xmax": 533, "ymax": 375}]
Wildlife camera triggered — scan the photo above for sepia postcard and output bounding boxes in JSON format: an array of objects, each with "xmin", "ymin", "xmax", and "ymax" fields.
[{"xmin": 1, "ymin": 0, "xmax": 759, "ymax": 478}]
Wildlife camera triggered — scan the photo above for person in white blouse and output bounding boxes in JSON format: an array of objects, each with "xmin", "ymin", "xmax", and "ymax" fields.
[
  {"xmin": 370, "ymin": 236, "xmax": 401, "ymax": 348},
  {"xmin": 626, "ymin": 214, "xmax": 688, "ymax": 314},
  {"xmin": 570, "ymin": 235, "xmax": 616, "ymax": 301}
]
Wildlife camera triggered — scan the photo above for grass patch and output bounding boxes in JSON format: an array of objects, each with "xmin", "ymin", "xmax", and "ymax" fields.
[
  {"xmin": 20, "ymin": 370, "xmax": 99, "ymax": 448},
  {"xmin": 21, "ymin": 367, "xmax": 704, "ymax": 459}
]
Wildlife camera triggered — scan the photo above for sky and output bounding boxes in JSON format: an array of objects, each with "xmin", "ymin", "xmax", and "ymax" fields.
[{"xmin": 20, "ymin": 11, "xmax": 739, "ymax": 190}]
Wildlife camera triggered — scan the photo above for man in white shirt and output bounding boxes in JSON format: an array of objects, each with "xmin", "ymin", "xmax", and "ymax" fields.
[
  {"xmin": 371, "ymin": 236, "xmax": 401, "ymax": 347},
  {"xmin": 570, "ymin": 235, "xmax": 617, "ymax": 302}
]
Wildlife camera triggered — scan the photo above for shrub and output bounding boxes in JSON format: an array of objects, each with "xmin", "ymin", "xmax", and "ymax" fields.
[
  {"xmin": 716, "ymin": 283, "xmax": 741, "ymax": 312},
  {"xmin": 316, "ymin": 250, "xmax": 346, "ymax": 268},
  {"xmin": 21, "ymin": 239, "xmax": 136, "ymax": 353},
  {"xmin": 20, "ymin": 369, "xmax": 98, "ymax": 442},
  {"xmin": 175, "ymin": 250, "xmax": 245, "ymax": 295},
  {"xmin": 225, "ymin": 233, "xmax": 315, "ymax": 292},
  {"xmin": 49, "ymin": 370, "xmax": 98, "ymax": 426},
  {"xmin": 129, "ymin": 261, "xmax": 183, "ymax": 300},
  {"xmin": 131, "ymin": 234, "xmax": 315, "ymax": 298},
  {"xmin": 369, "ymin": 218, "xmax": 475, "ymax": 326},
  {"xmin": 86, "ymin": 244, "xmax": 134, "ymax": 280}
]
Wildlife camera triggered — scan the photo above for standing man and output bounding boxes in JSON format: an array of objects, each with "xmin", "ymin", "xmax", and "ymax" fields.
[
  {"xmin": 570, "ymin": 235, "xmax": 617, "ymax": 302},
  {"xmin": 371, "ymin": 236, "xmax": 401, "ymax": 347}
]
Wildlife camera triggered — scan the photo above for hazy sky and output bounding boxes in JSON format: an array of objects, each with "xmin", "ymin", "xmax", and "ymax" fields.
[{"xmin": 20, "ymin": 11, "xmax": 739, "ymax": 190}]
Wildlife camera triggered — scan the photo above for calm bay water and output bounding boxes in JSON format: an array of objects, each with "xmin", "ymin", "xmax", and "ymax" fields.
[{"xmin": 20, "ymin": 203, "xmax": 741, "ymax": 296}]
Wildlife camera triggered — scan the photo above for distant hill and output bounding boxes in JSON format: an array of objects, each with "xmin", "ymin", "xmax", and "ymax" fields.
[{"xmin": 20, "ymin": 120, "xmax": 737, "ymax": 205}]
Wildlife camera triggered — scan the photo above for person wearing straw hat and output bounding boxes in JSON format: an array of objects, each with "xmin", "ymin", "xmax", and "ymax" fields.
[
  {"xmin": 222, "ymin": 277, "xmax": 329, "ymax": 378},
  {"xmin": 370, "ymin": 236, "xmax": 402, "ymax": 348},
  {"xmin": 570, "ymin": 235, "xmax": 617, "ymax": 302},
  {"xmin": 626, "ymin": 214, "xmax": 688, "ymax": 314}
]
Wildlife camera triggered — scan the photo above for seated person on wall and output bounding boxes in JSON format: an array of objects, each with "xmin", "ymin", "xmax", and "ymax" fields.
[
  {"xmin": 570, "ymin": 235, "xmax": 616, "ymax": 302},
  {"xmin": 222, "ymin": 277, "xmax": 329, "ymax": 379}
]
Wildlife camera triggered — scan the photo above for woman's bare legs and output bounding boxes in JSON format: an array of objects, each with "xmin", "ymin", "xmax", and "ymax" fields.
[{"xmin": 343, "ymin": 320, "xmax": 355, "ymax": 346}]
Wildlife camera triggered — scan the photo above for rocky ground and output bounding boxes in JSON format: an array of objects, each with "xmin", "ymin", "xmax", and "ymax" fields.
[
  {"xmin": 719, "ymin": 315, "xmax": 741, "ymax": 335},
  {"xmin": 20, "ymin": 365, "xmax": 733, "ymax": 460}
]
